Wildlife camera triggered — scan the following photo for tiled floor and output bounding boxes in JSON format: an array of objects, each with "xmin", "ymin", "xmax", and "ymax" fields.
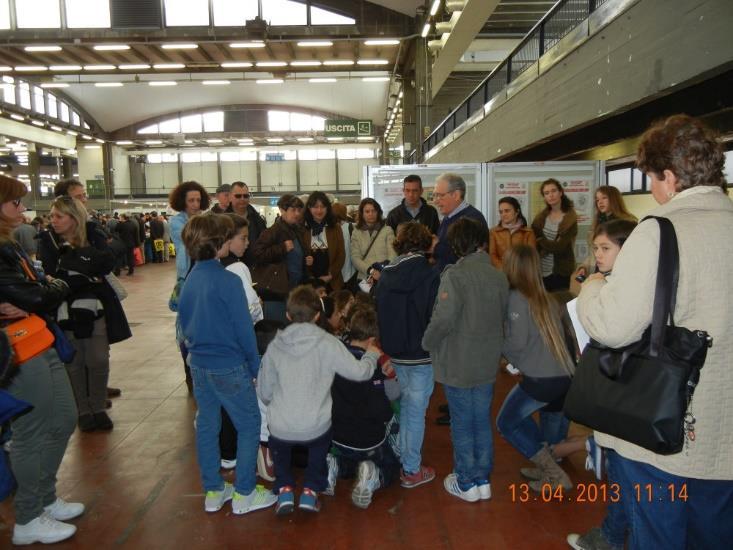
[{"xmin": 0, "ymin": 261, "xmax": 606, "ymax": 549}]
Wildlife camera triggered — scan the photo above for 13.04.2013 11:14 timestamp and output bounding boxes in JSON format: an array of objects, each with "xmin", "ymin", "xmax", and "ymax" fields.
[{"xmin": 509, "ymin": 483, "xmax": 688, "ymax": 503}]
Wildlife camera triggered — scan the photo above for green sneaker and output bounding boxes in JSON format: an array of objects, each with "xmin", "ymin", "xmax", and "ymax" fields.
[
  {"xmin": 204, "ymin": 482, "xmax": 234, "ymax": 512},
  {"xmin": 232, "ymin": 485, "xmax": 277, "ymax": 515}
]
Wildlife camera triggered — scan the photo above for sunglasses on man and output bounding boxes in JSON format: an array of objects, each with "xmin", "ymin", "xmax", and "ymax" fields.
[{"xmin": 233, "ymin": 193, "xmax": 251, "ymax": 199}]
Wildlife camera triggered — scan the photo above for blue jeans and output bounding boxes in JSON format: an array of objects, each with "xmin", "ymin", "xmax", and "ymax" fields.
[
  {"xmin": 612, "ymin": 451, "xmax": 733, "ymax": 550},
  {"xmin": 601, "ymin": 448, "xmax": 628, "ymax": 546},
  {"xmin": 190, "ymin": 365, "xmax": 260, "ymax": 495},
  {"xmin": 443, "ymin": 383, "xmax": 495, "ymax": 490},
  {"xmin": 496, "ymin": 384, "xmax": 569, "ymax": 459},
  {"xmin": 393, "ymin": 364, "xmax": 434, "ymax": 474}
]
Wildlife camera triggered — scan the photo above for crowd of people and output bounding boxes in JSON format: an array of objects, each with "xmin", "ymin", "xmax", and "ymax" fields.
[{"xmin": 0, "ymin": 114, "xmax": 730, "ymax": 548}]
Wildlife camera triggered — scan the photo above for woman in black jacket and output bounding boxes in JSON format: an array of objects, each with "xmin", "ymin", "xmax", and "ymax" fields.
[
  {"xmin": 38, "ymin": 196, "xmax": 131, "ymax": 432},
  {"xmin": 0, "ymin": 175, "xmax": 83, "ymax": 545}
]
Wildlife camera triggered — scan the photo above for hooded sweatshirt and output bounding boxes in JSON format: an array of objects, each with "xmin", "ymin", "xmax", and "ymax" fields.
[
  {"xmin": 376, "ymin": 252, "xmax": 440, "ymax": 364},
  {"xmin": 257, "ymin": 322, "xmax": 378, "ymax": 441}
]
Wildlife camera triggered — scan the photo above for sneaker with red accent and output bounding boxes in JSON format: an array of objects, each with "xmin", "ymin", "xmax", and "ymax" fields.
[
  {"xmin": 400, "ymin": 465, "xmax": 435, "ymax": 488},
  {"xmin": 275, "ymin": 486, "xmax": 295, "ymax": 516},
  {"xmin": 257, "ymin": 444, "xmax": 275, "ymax": 482},
  {"xmin": 298, "ymin": 488, "xmax": 321, "ymax": 512}
]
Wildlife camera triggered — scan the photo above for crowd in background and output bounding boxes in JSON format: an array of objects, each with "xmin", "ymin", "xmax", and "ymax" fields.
[{"xmin": 0, "ymin": 114, "xmax": 730, "ymax": 549}]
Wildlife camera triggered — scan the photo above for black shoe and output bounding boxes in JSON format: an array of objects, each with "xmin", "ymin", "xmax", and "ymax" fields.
[
  {"xmin": 438, "ymin": 404, "xmax": 449, "ymax": 414},
  {"xmin": 107, "ymin": 387, "xmax": 122, "ymax": 398},
  {"xmin": 436, "ymin": 413, "xmax": 451, "ymax": 426},
  {"xmin": 113, "ymin": 269, "xmax": 121, "ymax": 276},
  {"xmin": 78, "ymin": 414, "xmax": 96, "ymax": 432},
  {"xmin": 105, "ymin": 399, "xmax": 112, "ymax": 409},
  {"xmin": 93, "ymin": 411, "xmax": 114, "ymax": 431}
]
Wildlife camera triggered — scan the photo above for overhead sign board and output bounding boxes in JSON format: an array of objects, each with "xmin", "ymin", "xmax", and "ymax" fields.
[{"xmin": 325, "ymin": 119, "xmax": 372, "ymax": 137}]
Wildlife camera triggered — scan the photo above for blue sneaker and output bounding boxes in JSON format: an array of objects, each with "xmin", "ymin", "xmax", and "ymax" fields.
[
  {"xmin": 275, "ymin": 486, "xmax": 295, "ymax": 516},
  {"xmin": 585, "ymin": 437, "xmax": 604, "ymax": 481},
  {"xmin": 298, "ymin": 488, "xmax": 321, "ymax": 512}
]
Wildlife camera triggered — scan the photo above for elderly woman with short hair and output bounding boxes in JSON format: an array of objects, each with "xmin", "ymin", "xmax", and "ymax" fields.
[{"xmin": 577, "ymin": 115, "xmax": 733, "ymax": 549}]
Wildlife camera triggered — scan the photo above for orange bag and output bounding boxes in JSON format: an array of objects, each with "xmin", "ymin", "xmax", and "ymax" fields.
[{"xmin": 4, "ymin": 314, "xmax": 54, "ymax": 364}]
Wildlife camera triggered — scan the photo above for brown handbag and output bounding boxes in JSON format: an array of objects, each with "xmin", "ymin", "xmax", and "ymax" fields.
[{"xmin": 251, "ymin": 262, "xmax": 290, "ymax": 299}]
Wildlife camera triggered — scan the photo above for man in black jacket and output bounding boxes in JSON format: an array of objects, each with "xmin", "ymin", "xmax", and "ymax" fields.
[
  {"xmin": 116, "ymin": 214, "xmax": 141, "ymax": 275},
  {"xmin": 386, "ymin": 175, "xmax": 440, "ymax": 235},
  {"xmin": 148, "ymin": 212, "xmax": 165, "ymax": 263},
  {"xmin": 229, "ymin": 181, "xmax": 266, "ymax": 267}
]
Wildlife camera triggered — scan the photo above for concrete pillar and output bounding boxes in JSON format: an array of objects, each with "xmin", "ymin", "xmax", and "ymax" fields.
[
  {"xmin": 414, "ymin": 36, "xmax": 432, "ymax": 163},
  {"xmin": 28, "ymin": 148, "xmax": 41, "ymax": 209}
]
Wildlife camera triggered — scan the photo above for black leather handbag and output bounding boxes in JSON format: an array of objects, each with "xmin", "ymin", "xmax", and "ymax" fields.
[{"xmin": 563, "ymin": 216, "xmax": 712, "ymax": 455}]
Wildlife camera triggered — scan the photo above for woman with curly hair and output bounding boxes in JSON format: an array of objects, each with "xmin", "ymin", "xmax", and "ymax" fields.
[{"xmin": 303, "ymin": 191, "xmax": 345, "ymax": 291}]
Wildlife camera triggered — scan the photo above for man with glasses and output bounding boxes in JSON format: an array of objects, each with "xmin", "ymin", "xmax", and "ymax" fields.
[
  {"xmin": 386, "ymin": 175, "xmax": 440, "ymax": 235},
  {"xmin": 229, "ymin": 181, "xmax": 266, "ymax": 267},
  {"xmin": 431, "ymin": 173, "xmax": 488, "ymax": 272}
]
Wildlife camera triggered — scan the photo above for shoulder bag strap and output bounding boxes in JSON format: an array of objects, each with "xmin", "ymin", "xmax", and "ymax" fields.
[
  {"xmin": 360, "ymin": 225, "xmax": 384, "ymax": 261},
  {"xmin": 642, "ymin": 216, "xmax": 679, "ymax": 357}
]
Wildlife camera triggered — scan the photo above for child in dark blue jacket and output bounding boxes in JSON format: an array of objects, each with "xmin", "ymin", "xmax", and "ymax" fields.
[{"xmin": 177, "ymin": 214, "xmax": 276, "ymax": 516}]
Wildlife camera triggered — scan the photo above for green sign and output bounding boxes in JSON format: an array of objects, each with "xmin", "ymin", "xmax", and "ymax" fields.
[
  {"xmin": 325, "ymin": 119, "xmax": 372, "ymax": 137},
  {"xmin": 86, "ymin": 179, "xmax": 105, "ymax": 199}
]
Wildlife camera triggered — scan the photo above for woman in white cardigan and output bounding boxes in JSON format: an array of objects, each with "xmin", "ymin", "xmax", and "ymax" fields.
[
  {"xmin": 576, "ymin": 115, "xmax": 733, "ymax": 550},
  {"xmin": 350, "ymin": 198, "xmax": 397, "ymax": 282}
]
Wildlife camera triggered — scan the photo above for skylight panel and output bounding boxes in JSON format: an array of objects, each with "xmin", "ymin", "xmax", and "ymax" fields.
[
  {"xmin": 47, "ymin": 94, "xmax": 57, "ymax": 118},
  {"xmin": 18, "ymin": 81, "xmax": 31, "ymax": 109},
  {"xmin": 202, "ymin": 111, "xmax": 224, "ymax": 132},
  {"xmin": 33, "ymin": 86, "xmax": 45, "ymax": 114},
  {"xmin": 65, "ymin": 0, "xmax": 111, "ymax": 28},
  {"xmin": 159, "ymin": 118, "xmax": 181, "ymax": 133},
  {"xmin": 311, "ymin": 6, "xmax": 355, "ymax": 25},
  {"xmin": 59, "ymin": 102, "xmax": 70, "ymax": 122},
  {"xmin": 263, "ymin": 0, "xmax": 306, "ymax": 25},
  {"xmin": 268, "ymin": 110, "xmax": 290, "ymax": 131},
  {"xmin": 164, "ymin": 0, "xmax": 209, "ymax": 26},
  {"xmin": 180, "ymin": 114, "xmax": 203, "ymax": 133},
  {"xmin": 16, "ymin": 0, "xmax": 60, "ymax": 28},
  {"xmin": 138, "ymin": 124, "xmax": 159, "ymax": 134},
  {"xmin": 0, "ymin": 0, "xmax": 10, "ymax": 29},
  {"xmin": 213, "ymin": 0, "xmax": 258, "ymax": 26},
  {"xmin": 290, "ymin": 112, "xmax": 313, "ymax": 132}
]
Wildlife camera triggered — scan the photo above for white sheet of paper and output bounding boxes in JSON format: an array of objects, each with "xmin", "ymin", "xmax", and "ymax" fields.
[{"xmin": 567, "ymin": 298, "xmax": 590, "ymax": 352}]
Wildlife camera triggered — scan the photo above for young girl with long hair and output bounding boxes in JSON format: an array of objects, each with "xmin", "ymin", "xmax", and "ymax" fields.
[{"xmin": 497, "ymin": 244, "xmax": 575, "ymax": 492}]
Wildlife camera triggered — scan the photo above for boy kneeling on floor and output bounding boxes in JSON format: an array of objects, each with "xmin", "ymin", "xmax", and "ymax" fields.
[
  {"xmin": 257, "ymin": 285, "xmax": 380, "ymax": 515},
  {"xmin": 326, "ymin": 306, "xmax": 401, "ymax": 509}
]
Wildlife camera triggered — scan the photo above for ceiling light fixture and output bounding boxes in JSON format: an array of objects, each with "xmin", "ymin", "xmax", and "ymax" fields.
[
  {"xmin": 24, "ymin": 45, "xmax": 61, "ymax": 52},
  {"xmin": 230, "ymin": 41, "xmax": 265, "ymax": 48},
  {"xmin": 15, "ymin": 66, "xmax": 47, "ymax": 71},
  {"xmin": 84, "ymin": 145, "xmax": 101, "ymax": 149},
  {"xmin": 363, "ymin": 39, "xmax": 400, "ymax": 46},
  {"xmin": 40, "ymin": 82, "xmax": 69, "ymax": 88},
  {"xmin": 67, "ymin": 130, "xmax": 77, "ymax": 135},
  {"xmin": 94, "ymin": 82, "xmax": 123, "ymax": 87},
  {"xmin": 161, "ymin": 43, "xmax": 198, "ymax": 50},
  {"xmin": 430, "ymin": 0, "xmax": 441, "ymax": 16},
  {"xmin": 116, "ymin": 140, "xmax": 133, "ymax": 145},
  {"xmin": 323, "ymin": 60, "xmax": 354, "ymax": 66},
  {"xmin": 297, "ymin": 41, "xmax": 333, "ymax": 47},
  {"xmin": 50, "ymin": 65, "xmax": 82, "ymax": 71},
  {"xmin": 153, "ymin": 63, "xmax": 185, "ymax": 69},
  {"xmin": 256, "ymin": 79, "xmax": 283, "ymax": 84},
  {"xmin": 145, "ymin": 140, "xmax": 162, "ymax": 145},
  {"xmin": 362, "ymin": 77, "xmax": 390, "ymax": 82},
  {"xmin": 202, "ymin": 80, "xmax": 230, "ymax": 85},
  {"xmin": 0, "ymin": 66, "xmax": 11, "ymax": 71},
  {"xmin": 119, "ymin": 64, "xmax": 151, "ymax": 70},
  {"xmin": 94, "ymin": 44, "xmax": 130, "ymax": 51},
  {"xmin": 206, "ymin": 139, "xmax": 223, "ymax": 143},
  {"xmin": 256, "ymin": 61, "xmax": 287, "ymax": 67},
  {"xmin": 290, "ymin": 61, "xmax": 322, "ymax": 67},
  {"xmin": 148, "ymin": 81, "xmax": 177, "ymax": 86},
  {"xmin": 297, "ymin": 137, "xmax": 314, "ymax": 142},
  {"xmin": 84, "ymin": 65, "xmax": 116, "ymax": 70},
  {"xmin": 357, "ymin": 59, "xmax": 389, "ymax": 65},
  {"xmin": 51, "ymin": 125, "xmax": 63, "ymax": 131},
  {"xmin": 81, "ymin": 134, "xmax": 92, "ymax": 139},
  {"xmin": 31, "ymin": 120, "xmax": 45, "ymax": 127},
  {"xmin": 309, "ymin": 78, "xmax": 337, "ymax": 83},
  {"xmin": 327, "ymin": 137, "xmax": 344, "ymax": 142},
  {"xmin": 421, "ymin": 23, "xmax": 431, "ymax": 38},
  {"xmin": 220, "ymin": 62, "xmax": 253, "ymax": 68}
]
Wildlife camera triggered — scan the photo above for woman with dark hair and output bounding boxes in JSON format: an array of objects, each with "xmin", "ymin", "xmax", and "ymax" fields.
[
  {"xmin": 422, "ymin": 218, "xmax": 508, "ymax": 502},
  {"xmin": 303, "ymin": 191, "xmax": 345, "ymax": 290},
  {"xmin": 377, "ymin": 222, "xmax": 440, "ymax": 488},
  {"xmin": 0, "ymin": 175, "xmax": 82, "ymax": 545},
  {"xmin": 489, "ymin": 197, "xmax": 536, "ymax": 269},
  {"xmin": 531, "ymin": 179, "xmax": 578, "ymax": 291},
  {"xmin": 250, "ymin": 194, "xmax": 308, "ymax": 322},
  {"xmin": 38, "ymin": 197, "xmax": 131, "ymax": 432},
  {"xmin": 350, "ymin": 198, "xmax": 396, "ymax": 284},
  {"xmin": 577, "ymin": 114, "xmax": 733, "ymax": 549},
  {"xmin": 168, "ymin": 180, "xmax": 210, "ymax": 282}
]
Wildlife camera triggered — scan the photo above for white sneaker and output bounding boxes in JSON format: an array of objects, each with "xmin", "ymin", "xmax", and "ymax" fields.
[
  {"xmin": 477, "ymin": 481, "xmax": 492, "ymax": 500},
  {"xmin": 231, "ymin": 485, "xmax": 277, "ymax": 515},
  {"xmin": 12, "ymin": 513, "xmax": 77, "ymax": 545},
  {"xmin": 220, "ymin": 459, "xmax": 237, "ymax": 470},
  {"xmin": 204, "ymin": 482, "xmax": 234, "ymax": 512},
  {"xmin": 505, "ymin": 363, "xmax": 521, "ymax": 375},
  {"xmin": 443, "ymin": 473, "xmax": 480, "ymax": 503},
  {"xmin": 43, "ymin": 497, "xmax": 85, "ymax": 521},
  {"xmin": 352, "ymin": 460, "xmax": 381, "ymax": 509},
  {"xmin": 324, "ymin": 453, "xmax": 339, "ymax": 496}
]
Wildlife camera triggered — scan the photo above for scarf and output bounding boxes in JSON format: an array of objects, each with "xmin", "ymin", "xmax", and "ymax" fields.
[
  {"xmin": 501, "ymin": 220, "xmax": 524, "ymax": 235},
  {"xmin": 310, "ymin": 219, "xmax": 327, "ymax": 237}
]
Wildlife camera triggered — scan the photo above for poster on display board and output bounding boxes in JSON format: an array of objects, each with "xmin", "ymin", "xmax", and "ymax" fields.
[{"xmin": 495, "ymin": 181, "xmax": 529, "ymax": 220}]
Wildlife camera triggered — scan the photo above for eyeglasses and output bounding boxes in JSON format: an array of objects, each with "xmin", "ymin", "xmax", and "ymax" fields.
[
  {"xmin": 432, "ymin": 191, "xmax": 454, "ymax": 199},
  {"xmin": 233, "ymin": 193, "xmax": 251, "ymax": 199}
]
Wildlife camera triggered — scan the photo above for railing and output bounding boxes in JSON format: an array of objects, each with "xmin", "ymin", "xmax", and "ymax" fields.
[{"xmin": 423, "ymin": 0, "xmax": 617, "ymax": 155}]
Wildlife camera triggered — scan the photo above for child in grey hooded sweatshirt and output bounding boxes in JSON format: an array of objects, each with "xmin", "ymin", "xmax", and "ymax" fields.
[{"xmin": 257, "ymin": 285, "xmax": 380, "ymax": 515}]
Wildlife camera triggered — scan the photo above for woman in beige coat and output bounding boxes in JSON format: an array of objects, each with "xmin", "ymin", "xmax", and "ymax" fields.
[
  {"xmin": 350, "ymin": 198, "xmax": 397, "ymax": 283},
  {"xmin": 576, "ymin": 115, "xmax": 733, "ymax": 550}
]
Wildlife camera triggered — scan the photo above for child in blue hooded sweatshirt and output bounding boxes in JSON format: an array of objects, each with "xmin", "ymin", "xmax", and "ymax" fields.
[{"xmin": 177, "ymin": 213, "xmax": 276, "ymax": 516}]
